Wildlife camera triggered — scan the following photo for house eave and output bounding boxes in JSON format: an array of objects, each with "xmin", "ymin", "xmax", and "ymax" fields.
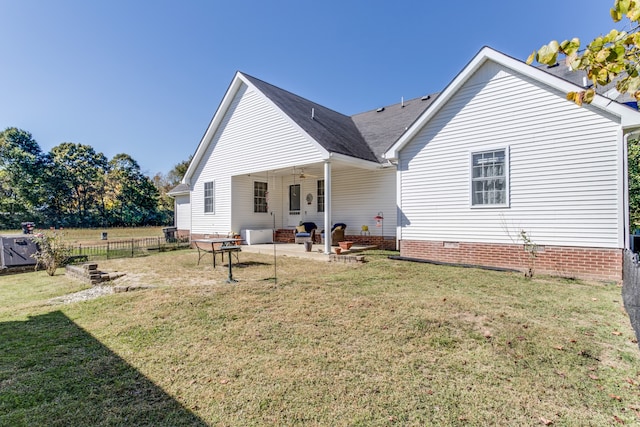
[{"xmin": 327, "ymin": 152, "xmax": 385, "ymax": 170}]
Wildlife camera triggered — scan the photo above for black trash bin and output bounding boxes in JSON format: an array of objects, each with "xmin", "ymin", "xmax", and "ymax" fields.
[{"xmin": 163, "ymin": 226, "xmax": 177, "ymax": 243}]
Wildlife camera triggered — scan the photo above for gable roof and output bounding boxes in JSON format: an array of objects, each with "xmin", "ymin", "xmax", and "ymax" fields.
[
  {"xmin": 241, "ymin": 73, "xmax": 379, "ymax": 162},
  {"xmin": 352, "ymin": 94, "xmax": 436, "ymax": 160},
  {"xmin": 385, "ymin": 46, "xmax": 640, "ymax": 160},
  {"xmin": 167, "ymin": 183, "xmax": 190, "ymax": 196}
]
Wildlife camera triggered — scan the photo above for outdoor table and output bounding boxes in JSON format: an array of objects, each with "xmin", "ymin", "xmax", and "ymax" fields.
[{"xmin": 193, "ymin": 237, "xmax": 241, "ymax": 268}]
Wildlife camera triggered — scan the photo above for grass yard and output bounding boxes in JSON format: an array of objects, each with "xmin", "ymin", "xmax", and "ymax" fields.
[
  {"xmin": 1, "ymin": 249, "xmax": 639, "ymax": 426},
  {"xmin": 1, "ymin": 226, "xmax": 166, "ymax": 245}
]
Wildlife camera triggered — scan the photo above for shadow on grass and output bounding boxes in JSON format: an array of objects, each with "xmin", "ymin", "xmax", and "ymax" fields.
[
  {"xmin": 234, "ymin": 261, "xmax": 271, "ymax": 269},
  {"xmin": 0, "ymin": 311, "xmax": 207, "ymax": 427}
]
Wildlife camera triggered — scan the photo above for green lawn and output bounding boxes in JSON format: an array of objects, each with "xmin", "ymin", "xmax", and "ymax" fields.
[{"xmin": 1, "ymin": 249, "xmax": 638, "ymax": 426}]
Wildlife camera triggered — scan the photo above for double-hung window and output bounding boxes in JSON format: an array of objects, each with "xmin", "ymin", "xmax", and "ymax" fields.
[
  {"xmin": 317, "ymin": 180, "xmax": 325, "ymax": 213},
  {"xmin": 254, "ymin": 181, "xmax": 268, "ymax": 213},
  {"xmin": 471, "ymin": 148, "xmax": 508, "ymax": 207},
  {"xmin": 204, "ymin": 181, "xmax": 215, "ymax": 213}
]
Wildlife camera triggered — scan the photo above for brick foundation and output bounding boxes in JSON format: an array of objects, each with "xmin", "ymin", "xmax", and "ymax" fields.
[
  {"xmin": 400, "ymin": 240, "xmax": 622, "ymax": 282},
  {"xmin": 273, "ymin": 229, "xmax": 396, "ymax": 250},
  {"xmin": 189, "ymin": 231, "xmax": 398, "ymax": 250}
]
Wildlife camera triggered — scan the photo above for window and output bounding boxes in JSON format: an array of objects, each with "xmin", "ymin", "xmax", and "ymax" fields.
[
  {"xmin": 254, "ymin": 181, "xmax": 268, "ymax": 213},
  {"xmin": 471, "ymin": 149, "xmax": 508, "ymax": 207},
  {"xmin": 289, "ymin": 184, "xmax": 300, "ymax": 211},
  {"xmin": 204, "ymin": 181, "xmax": 215, "ymax": 213},
  {"xmin": 317, "ymin": 180, "xmax": 324, "ymax": 212}
]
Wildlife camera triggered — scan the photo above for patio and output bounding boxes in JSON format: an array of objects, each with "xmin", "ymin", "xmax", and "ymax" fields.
[{"xmin": 238, "ymin": 242, "xmax": 377, "ymax": 261}]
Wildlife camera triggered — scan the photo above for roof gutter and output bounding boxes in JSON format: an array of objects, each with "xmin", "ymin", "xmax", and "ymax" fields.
[{"xmin": 326, "ymin": 152, "xmax": 382, "ymax": 170}]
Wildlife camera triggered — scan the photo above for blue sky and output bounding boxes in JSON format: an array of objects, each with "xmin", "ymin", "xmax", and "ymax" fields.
[{"xmin": 0, "ymin": 0, "xmax": 620, "ymax": 176}]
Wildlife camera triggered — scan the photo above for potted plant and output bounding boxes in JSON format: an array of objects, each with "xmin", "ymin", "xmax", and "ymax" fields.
[{"xmin": 338, "ymin": 241, "xmax": 354, "ymax": 250}]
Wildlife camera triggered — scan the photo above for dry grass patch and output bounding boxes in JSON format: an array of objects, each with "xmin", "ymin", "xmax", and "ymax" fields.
[{"xmin": 2, "ymin": 249, "xmax": 639, "ymax": 425}]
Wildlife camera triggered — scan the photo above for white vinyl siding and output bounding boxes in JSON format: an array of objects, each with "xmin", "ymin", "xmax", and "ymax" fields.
[
  {"xmin": 399, "ymin": 61, "xmax": 622, "ymax": 249},
  {"xmin": 227, "ymin": 168, "xmax": 396, "ymax": 239},
  {"xmin": 190, "ymin": 83, "xmax": 326, "ymax": 235},
  {"xmin": 174, "ymin": 195, "xmax": 191, "ymax": 231}
]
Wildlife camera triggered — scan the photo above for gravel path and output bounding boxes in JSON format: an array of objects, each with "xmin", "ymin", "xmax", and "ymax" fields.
[{"xmin": 49, "ymin": 286, "xmax": 114, "ymax": 304}]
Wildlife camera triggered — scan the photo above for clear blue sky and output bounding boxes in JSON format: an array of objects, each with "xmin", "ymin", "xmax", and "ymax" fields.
[{"xmin": 0, "ymin": 0, "xmax": 620, "ymax": 176}]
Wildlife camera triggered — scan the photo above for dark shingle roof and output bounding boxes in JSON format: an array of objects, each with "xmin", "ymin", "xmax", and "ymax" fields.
[
  {"xmin": 351, "ymin": 95, "xmax": 437, "ymax": 159},
  {"xmin": 242, "ymin": 72, "xmax": 437, "ymax": 163},
  {"xmin": 241, "ymin": 73, "xmax": 379, "ymax": 162}
]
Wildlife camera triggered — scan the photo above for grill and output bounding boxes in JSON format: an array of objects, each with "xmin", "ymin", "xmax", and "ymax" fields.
[{"xmin": 1, "ymin": 235, "xmax": 38, "ymax": 268}]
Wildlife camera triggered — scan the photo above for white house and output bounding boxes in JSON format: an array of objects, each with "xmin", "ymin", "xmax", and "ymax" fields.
[
  {"xmin": 175, "ymin": 71, "xmax": 424, "ymax": 253},
  {"xmin": 173, "ymin": 46, "xmax": 640, "ymax": 281}
]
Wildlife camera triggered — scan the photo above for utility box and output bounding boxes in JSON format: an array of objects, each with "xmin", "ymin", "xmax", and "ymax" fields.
[{"xmin": 1, "ymin": 235, "xmax": 38, "ymax": 268}]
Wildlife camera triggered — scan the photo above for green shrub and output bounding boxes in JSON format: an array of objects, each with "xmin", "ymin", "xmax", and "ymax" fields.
[{"xmin": 31, "ymin": 231, "xmax": 72, "ymax": 276}]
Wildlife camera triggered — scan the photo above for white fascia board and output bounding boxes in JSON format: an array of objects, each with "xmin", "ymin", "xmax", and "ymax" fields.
[
  {"xmin": 328, "ymin": 152, "xmax": 383, "ymax": 170},
  {"xmin": 385, "ymin": 46, "xmax": 640, "ymax": 160},
  {"xmin": 167, "ymin": 190, "xmax": 190, "ymax": 197},
  {"xmin": 183, "ymin": 72, "xmax": 246, "ymax": 183}
]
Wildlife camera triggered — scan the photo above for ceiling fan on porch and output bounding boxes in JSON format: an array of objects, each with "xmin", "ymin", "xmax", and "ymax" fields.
[{"xmin": 291, "ymin": 167, "xmax": 317, "ymax": 180}]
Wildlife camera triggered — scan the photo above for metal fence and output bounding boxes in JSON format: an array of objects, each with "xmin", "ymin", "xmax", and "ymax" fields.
[
  {"xmin": 69, "ymin": 237, "xmax": 190, "ymax": 262},
  {"xmin": 622, "ymin": 249, "xmax": 640, "ymax": 350}
]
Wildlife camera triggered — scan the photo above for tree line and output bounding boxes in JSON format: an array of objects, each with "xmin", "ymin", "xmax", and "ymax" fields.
[{"xmin": 0, "ymin": 127, "xmax": 189, "ymax": 229}]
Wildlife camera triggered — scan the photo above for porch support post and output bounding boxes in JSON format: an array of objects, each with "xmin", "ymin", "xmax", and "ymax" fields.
[{"xmin": 324, "ymin": 160, "xmax": 332, "ymax": 255}]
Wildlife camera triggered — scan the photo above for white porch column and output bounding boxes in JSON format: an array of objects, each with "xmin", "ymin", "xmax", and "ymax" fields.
[{"xmin": 324, "ymin": 160, "xmax": 332, "ymax": 254}]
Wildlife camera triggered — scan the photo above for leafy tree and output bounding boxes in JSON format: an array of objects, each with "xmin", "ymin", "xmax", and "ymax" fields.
[
  {"xmin": 49, "ymin": 143, "xmax": 109, "ymax": 226},
  {"xmin": 152, "ymin": 156, "xmax": 192, "ymax": 225},
  {"xmin": 167, "ymin": 156, "xmax": 191, "ymax": 186},
  {"xmin": 106, "ymin": 153, "xmax": 160, "ymax": 226},
  {"xmin": 527, "ymin": 0, "xmax": 640, "ymax": 106},
  {"xmin": 0, "ymin": 128, "xmax": 47, "ymax": 227}
]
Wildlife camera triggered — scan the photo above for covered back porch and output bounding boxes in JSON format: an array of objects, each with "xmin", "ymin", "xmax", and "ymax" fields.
[{"xmin": 229, "ymin": 158, "xmax": 397, "ymax": 253}]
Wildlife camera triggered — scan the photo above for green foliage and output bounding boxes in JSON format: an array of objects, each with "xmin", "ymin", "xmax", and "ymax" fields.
[
  {"xmin": 629, "ymin": 138, "xmax": 640, "ymax": 227},
  {"xmin": 30, "ymin": 231, "xmax": 72, "ymax": 276},
  {"xmin": 106, "ymin": 154, "xmax": 160, "ymax": 226},
  {"xmin": 0, "ymin": 127, "xmax": 179, "ymax": 228},
  {"xmin": 0, "ymin": 128, "xmax": 47, "ymax": 226},
  {"xmin": 527, "ymin": 0, "xmax": 640, "ymax": 106},
  {"xmin": 50, "ymin": 142, "xmax": 109, "ymax": 226},
  {"xmin": 152, "ymin": 156, "xmax": 192, "ymax": 225}
]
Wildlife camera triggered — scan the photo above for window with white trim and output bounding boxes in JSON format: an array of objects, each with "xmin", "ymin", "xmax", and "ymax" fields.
[
  {"xmin": 204, "ymin": 181, "xmax": 215, "ymax": 213},
  {"xmin": 317, "ymin": 179, "xmax": 324, "ymax": 212},
  {"xmin": 254, "ymin": 181, "xmax": 268, "ymax": 213},
  {"xmin": 471, "ymin": 149, "xmax": 508, "ymax": 206}
]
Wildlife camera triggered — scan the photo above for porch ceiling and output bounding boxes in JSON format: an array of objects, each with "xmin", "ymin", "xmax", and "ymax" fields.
[{"xmin": 243, "ymin": 157, "xmax": 386, "ymax": 179}]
